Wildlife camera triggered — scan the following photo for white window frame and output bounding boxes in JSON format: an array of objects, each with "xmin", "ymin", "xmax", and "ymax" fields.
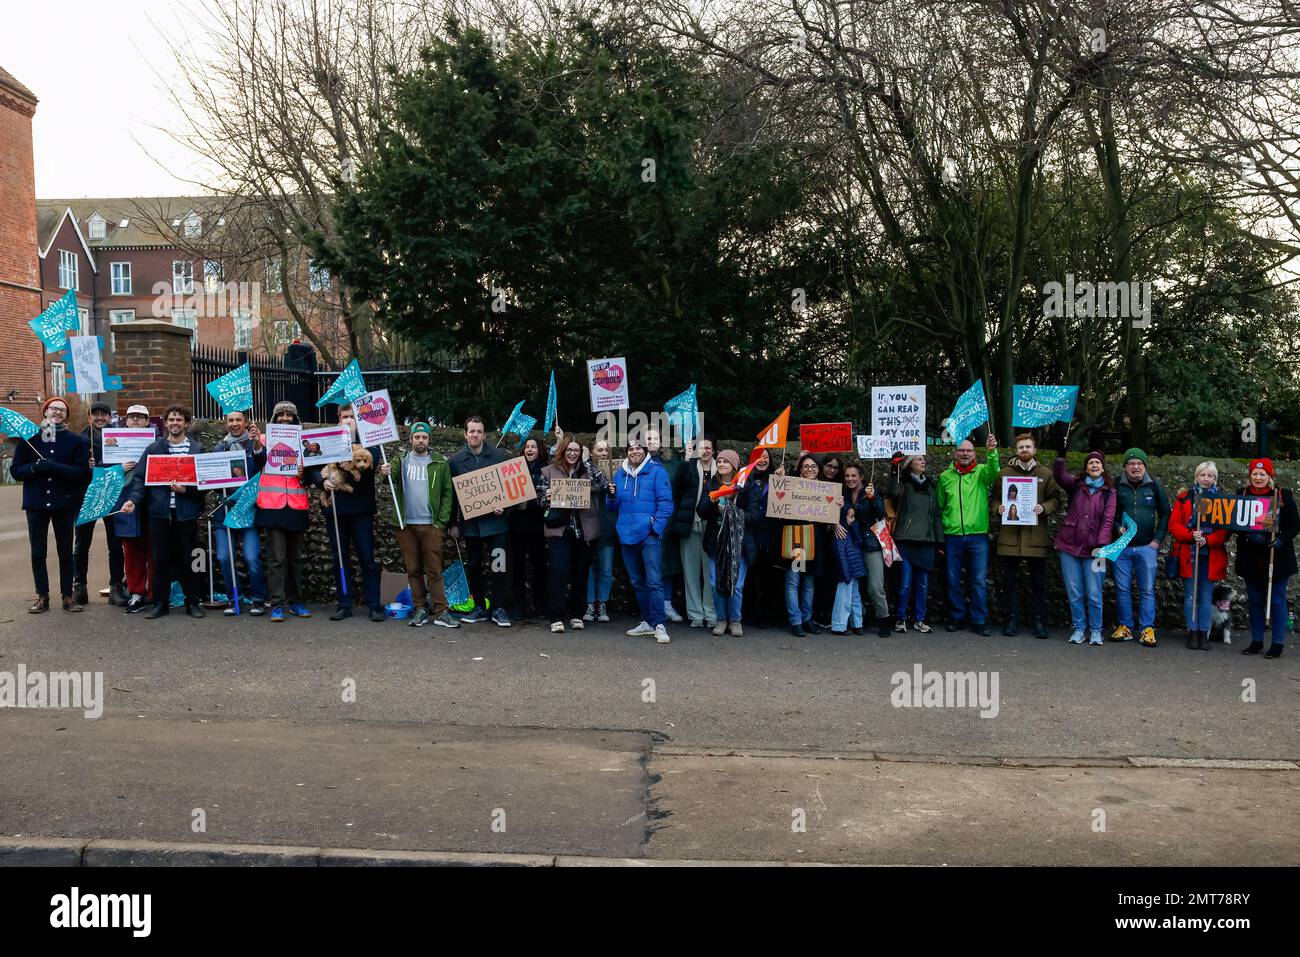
[
  {"xmin": 77, "ymin": 307, "xmax": 89, "ymax": 335},
  {"xmin": 234, "ymin": 310, "xmax": 254, "ymax": 349},
  {"xmin": 59, "ymin": 249, "xmax": 78, "ymax": 290},
  {"xmin": 308, "ymin": 262, "xmax": 330, "ymax": 292},
  {"xmin": 172, "ymin": 308, "xmax": 198, "ymax": 340},
  {"xmin": 109, "ymin": 309, "xmax": 136, "ymax": 324},
  {"xmin": 265, "ymin": 260, "xmax": 283, "ymax": 293},
  {"xmin": 111, "ymin": 262, "xmax": 132, "ymax": 295},
  {"xmin": 87, "ymin": 215, "xmax": 106, "ymax": 240},
  {"xmin": 172, "ymin": 260, "xmax": 194, "ymax": 295},
  {"xmin": 182, "ymin": 212, "xmax": 202, "ymax": 239},
  {"xmin": 204, "ymin": 259, "xmax": 224, "ymax": 294}
]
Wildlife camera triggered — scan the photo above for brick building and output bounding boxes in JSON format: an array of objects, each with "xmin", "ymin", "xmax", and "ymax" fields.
[{"xmin": 0, "ymin": 66, "xmax": 49, "ymax": 421}]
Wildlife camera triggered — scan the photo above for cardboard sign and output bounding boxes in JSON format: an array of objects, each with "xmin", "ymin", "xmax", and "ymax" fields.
[
  {"xmin": 765, "ymin": 475, "xmax": 843, "ymax": 525},
  {"xmin": 100, "ymin": 428, "xmax": 155, "ymax": 465},
  {"xmin": 586, "ymin": 357, "xmax": 629, "ymax": 412},
  {"xmin": 1001, "ymin": 476, "xmax": 1038, "ymax": 526},
  {"xmin": 145, "ymin": 454, "xmax": 197, "ymax": 486},
  {"xmin": 1196, "ymin": 494, "xmax": 1276, "ymax": 532},
  {"xmin": 195, "ymin": 450, "xmax": 250, "ymax": 490},
  {"xmin": 453, "ymin": 457, "xmax": 537, "ymax": 521},
  {"xmin": 265, "ymin": 423, "xmax": 302, "ymax": 475},
  {"xmin": 800, "ymin": 422, "xmax": 852, "ymax": 454},
  {"xmin": 871, "ymin": 386, "xmax": 926, "ymax": 455},
  {"xmin": 301, "ymin": 426, "xmax": 354, "ymax": 466},
  {"xmin": 354, "ymin": 389, "xmax": 399, "ymax": 446},
  {"xmin": 856, "ymin": 434, "xmax": 892, "ymax": 459},
  {"xmin": 548, "ymin": 477, "xmax": 591, "ymax": 510}
]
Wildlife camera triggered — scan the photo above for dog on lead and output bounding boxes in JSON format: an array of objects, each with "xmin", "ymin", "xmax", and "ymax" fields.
[{"xmin": 1208, "ymin": 584, "xmax": 1239, "ymax": 645}]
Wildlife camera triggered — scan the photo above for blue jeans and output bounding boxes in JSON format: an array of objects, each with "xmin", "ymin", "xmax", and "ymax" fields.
[
  {"xmin": 832, "ymin": 579, "xmax": 864, "ymax": 631},
  {"xmin": 1059, "ymin": 553, "xmax": 1105, "ymax": 632},
  {"xmin": 945, "ymin": 534, "xmax": 989, "ymax": 625},
  {"xmin": 587, "ymin": 543, "xmax": 615, "ymax": 602},
  {"xmin": 1181, "ymin": 550, "xmax": 1214, "ymax": 631},
  {"xmin": 1246, "ymin": 575, "xmax": 1289, "ymax": 646},
  {"xmin": 898, "ymin": 557, "xmax": 929, "ymax": 621},
  {"xmin": 784, "ymin": 567, "xmax": 814, "ymax": 627},
  {"xmin": 215, "ymin": 525, "xmax": 266, "ymax": 603},
  {"xmin": 622, "ymin": 535, "xmax": 665, "ymax": 626},
  {"xmin": 708, "ymin": 556, "xmax": 747, "ymax": 622},
  {"xmin": 1112, "ymin": 544, "xmax": 1157, "ymax": 629},
  {"xmin": 325, "ymin": 511, "xmax": 382, "ymax": 611}
]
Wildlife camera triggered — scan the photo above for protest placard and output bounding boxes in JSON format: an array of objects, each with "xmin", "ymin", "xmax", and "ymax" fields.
[
  {"xmin": 1001, "ymin": 476, "xmax": 1038, "ymax": 526},
  {"xmin": 871, "ymin": 386, "xmax": 926, "ymax": 454},
  {"xmin": 300, "ymin": 426, "xmax": 353, "ymax": 466},
  {"xmin": 856, "ymin": 435, "xmax": 892, "ymax": 459},
  {"xmin": 1196, "ymin": 493, "xmax": 1276, "ymax": 532},
  {"xmin": 145, "ymin": 454, "xmax": 197, "ymax": 486},
  {"xmin": 265, "ymin": 423, "xmax": 303, "ymax": 475},
  {"xmin": 800, "ymin": 422, "xmax": 853, "ymax": 454},
  {"xmin": 100, "ymin": 428, "xmax": 155, "ymax": 465},
  {"xmin": 765, "ymin": 475, "xmax": 843, "ymax": 525},
  {"xmin": 586, "ymin": 357, "xmax": 629, "ymax": 412},
  {"xmin": 69, "ymin": 335, "xmax": 105, "ymax": 394},
  {"xmin": 453, "ymin": 456, "xmax": 538, "ymax": 521},
  {"xmin": 354, "ymin": 390, "xmax": 399, "ymax": 446},
  {"xmin": 548, "ymin": 477, "xmax": 591, "ymax": 510},
  {"xmin": 195, "ymin": 450, "xmax": 250, "ymax": 490}
]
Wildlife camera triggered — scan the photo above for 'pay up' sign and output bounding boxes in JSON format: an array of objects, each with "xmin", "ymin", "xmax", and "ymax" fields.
[{"xmin": 453, "ymin": 458, "xmax": 537, "ymax": 521}]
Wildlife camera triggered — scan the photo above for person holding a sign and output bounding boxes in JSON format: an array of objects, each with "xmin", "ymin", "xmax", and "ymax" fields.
[
  {"xmin": 778, "ymin": 454, "xmax": 830, "ymax": 638},
  {"xmin": 885, "ymin": 454, "xmax": 943, "ymax": 633},
  {"xmin": 1052, "ymin": 451, "xmax": 1117, "ymax": 644},
  {"xmin": 1169, "ymin": 463, "xmax": 1230, "ymax": 651},
  {"xmin": 1108, "ymin": 448, "xmax": 1171, "ymax": 647},
  {"xmin": 672, "ymin": 436, "xmax": 717, "ymax": 629},
  {"xmin": 114, "ymin": 404, "xmax": 155, "ymax": 614},
  {"xmin": 121, "ymin": 405, "xmax": 208, "ymax": 619},
  {"xmin": 10, "ymin": 397, "xmax": 91, "ymax": 613},
  {"xmin": 582, "ymin": 438, "xmax": 619, "ymax": 624},
  {"xmin": 391, "ymin": 423, "xmax": 457, "ymax": 629},
  {"xmin": 448, "ymin": 415, "xmax": 516, "ymax": 627},
  {"xmin": 72, "ymin": 401, "xmax": 126, "ymax": 607},
  {"xmin": 255, "ymin": 401, "xmax": 313, "ymax": 623},
  {"xmin": 538, "ymin": 433, "xmax": 613, "ymax": 633},
  {"xmin": 609, "ymin": 435, "xmax": 675, "ymax": 643},
  {"xmin": 695, "ymin": 449, "xmax": 760, "ymax": 637},
  {"xmin": 507, "ymin": 437, "xmax": 549, "ymax": 622},
  {"xmin": 1233, "ymin": 459, "xmax": 1298, "ymax": 658},
  {"xmin": 936, "ymin": 435, "xmax": 1000, "ymax": 635},
  {"xmin": 836, "ymin": 463, "xmax": 892, "ymax": 637},
  {"xmin": 211, "ymin": 410, "xmax": 268, "ymax": 616},
  {"xmin": 994, "ymin": 434, "xmax": 1064, "ymax": 639}
]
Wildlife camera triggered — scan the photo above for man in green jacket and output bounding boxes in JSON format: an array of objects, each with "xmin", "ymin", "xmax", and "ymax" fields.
[
  {"xmin": 936, "ymin": 433, "xmax": 999, "ymax": 635},
  {"xmin": 392, "ymin": 423, "xmax": 457, "ymax": 628}
]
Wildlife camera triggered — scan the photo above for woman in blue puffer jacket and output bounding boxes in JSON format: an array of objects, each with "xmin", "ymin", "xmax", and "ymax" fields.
[{"xmin": 607, "ymin": 437, "xmax": 675, "ymax": 642}]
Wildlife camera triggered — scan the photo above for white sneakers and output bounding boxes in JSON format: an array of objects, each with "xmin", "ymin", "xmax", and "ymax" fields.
[
  {"xmin": 569, "ymin": 618, "xmax": 585, "ymax": 630},
  {"xmin": 664, "ymin": 601, "xmax": 684, "ymax": 623},
  {"xmin": 1068, "ymin": 630, "xmax": 1085, "ymax": 644},
  {"xmin": 626, "ymin": 621, "xmax": 655, "ymax": 637},
  {"xmin": 551, "ymin": 621, "xmax": 565, "ymax": 633},
  {"xmin": 655, "ymin": 624, "xmax": 671, "ymax": 644}
]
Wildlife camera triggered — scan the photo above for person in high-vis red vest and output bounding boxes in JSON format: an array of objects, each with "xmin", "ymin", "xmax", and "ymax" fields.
[{"xmin": 257, "ymin": 401, "xmax": 312, "ymax": 622}]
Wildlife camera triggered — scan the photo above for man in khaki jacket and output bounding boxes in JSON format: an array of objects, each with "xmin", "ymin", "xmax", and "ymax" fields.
[{"xmin": 994, "ymin": 433, "xmax": 1064, "ymax": 638}]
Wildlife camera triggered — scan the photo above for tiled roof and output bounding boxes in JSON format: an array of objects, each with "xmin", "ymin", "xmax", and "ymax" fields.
[{"xmin": 35, "ymin": 196, "xmax": 240, "ymax": 250}]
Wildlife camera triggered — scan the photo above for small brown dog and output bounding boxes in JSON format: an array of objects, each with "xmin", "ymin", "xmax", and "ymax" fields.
[{"xmin": 320, "ymin": 444, "xmax": 374, "ymax": 506}]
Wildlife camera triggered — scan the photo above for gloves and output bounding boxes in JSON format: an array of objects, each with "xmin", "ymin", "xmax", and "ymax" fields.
[{"xmin": 32, "ymin": 458, "xmax": 50, "ymax": 474}]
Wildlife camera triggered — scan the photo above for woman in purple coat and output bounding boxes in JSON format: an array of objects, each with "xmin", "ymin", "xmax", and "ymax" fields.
[{"xmin": 1052, "ymin": 451, "xmax": 1117, "ymax": 645}]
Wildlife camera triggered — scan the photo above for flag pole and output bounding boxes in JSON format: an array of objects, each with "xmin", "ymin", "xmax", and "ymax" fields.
[
  {"xmin": 223, "ymin": 490, "xmax": 240, "ymax": 615},
  {"xmin": 1265, "ymin": 484, "xmax": 1280, "ymax": 627},
  {"xmin": 1191, "ymin": 493, "xmax": 1202, "ymax": 633},
  {"xmin": 207, "ymin": 518, "xmax": 215, "ymax": 604},
  {"xmin": 330, "ymin": 498, "xmax": 348, "ymax": 598},
  {"xmin": 381, "ymin": 444, "xmax": 403, "ymax": 529}
]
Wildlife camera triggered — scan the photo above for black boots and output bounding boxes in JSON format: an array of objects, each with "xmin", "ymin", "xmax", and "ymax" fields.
[
  {"xmin": 1242, "ymin": 641, "xmax": 1264, "ymax": 655},
  {"xmin": 1003, "ymin": 615, "xmax": 1019, "ymax": 637},
  {"xmin": 1031, "ymin": 617, "xmax": 1048, "ymax": 639}
]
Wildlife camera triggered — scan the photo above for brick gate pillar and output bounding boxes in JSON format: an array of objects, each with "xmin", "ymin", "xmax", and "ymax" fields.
[{"xmin": 111, "ymin": 320, "xmax": 194, "ymax": 412}]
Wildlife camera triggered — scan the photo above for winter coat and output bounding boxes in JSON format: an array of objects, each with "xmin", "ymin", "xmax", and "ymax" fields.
[
  {"xmin": 936, "ymin": 456, "xmax": 998, "ymax": 536},
  {"xmin": 673, "ymin": 458, "xmax": 717, "ymax": 538},
  {"xmin": 1114, "ymin": 472, "xmax": 1171, "ymax": 546},
  {"xmin": 696, "ymin": 475, "xmax": 763, "ymax": 565},
  {"xmin": 210, "ymin": 431, "xmax": 268, "ymax": 522},
  {"xmin": 1168, "ymin": 488, "xmax": 1231, "ymax": 581},
  {"xmin": 1232, "ymin": 486, "xmax": 1299, "ymax": 583},
  {"xmin": 843, "ymin": 486, "xmax": 887, "ymax": 552},
  {"xmin": 1052, "ymin": 459, "xmax": 1117, "ymax": 558},
  {"xmin": 390, "ymin": 449, "xmax": 454, "ymax": 529},
  {"xmin": 507, "ymin": 457, "xmax": 547, "ymax": 534},
  {"xmin": 254, "ymin": 409, "xmax": 310, "ymax": 532},
  {"xmin": 127, "ymin": 434, "xmax": 208, "ymax": 521},
  {"xmin": 885, "ymin": 473, "xmax": 945, "ymax": 546},
  {"xmin": 994, "ymin": 458, "xmax": 1064, "ymax": 558},
  {"xmin": 12, "ymin": 427, "xmax": 91, "ymax": 512},
  {"xmin": 608, "ymin": 456, "xmax": 674, "ymax": 546},
  {"xmin": 447, "ymin": 442, "xmax": 515, "ymax": 537},
  {"xmin": 538, "ymin": 460, "xmax": 610, "ymax": 541}
]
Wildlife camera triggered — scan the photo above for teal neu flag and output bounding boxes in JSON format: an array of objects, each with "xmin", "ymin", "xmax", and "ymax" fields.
[
  {"xmin": 317, "ymin": 359, "xmax": 367, "ymax": 407},
  {"xmin": 223, "ymin": 472, "xmax": 262, "ymax": 529},
  {"xmin": 77, "ymin": 466, "xmax": 126, "ymax": 526},
  {"xmin": 543, "ymin": 371, "xmax": 558, "ymax": 434},
  {"xmin": 944, "ymin": 380, "xmax": 989, "ymax": 445},
  {"xmin": 500, "ymin": 400, "xmax": 536, "ymax": 439},
  {"xmin": 1094, "ymin": 518, "xmax": 1137, "ymax": 563},
  {"xmin": 29, "ymin": 290, "xmax": 80, "ymax": 353},
  {"xmin": 443, "ymin": 561, "xmax": 470, "ymax": 607},
  {"xmin": 1012, "ymin": 385, "xmax": 1078, "ymax": 427},
  {"xmin": 206, "ymin": 362, "xmax": 253, "ymax": 414},
  {"xmin": 0, "ymin": 406, "xmax": 40, "ymax": 440},
  {"xmin": 663, "ymin": 384, "xmax": 699, "ymax": 445}
]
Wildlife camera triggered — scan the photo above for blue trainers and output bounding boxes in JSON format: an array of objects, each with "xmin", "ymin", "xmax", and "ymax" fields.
[
  {"xmin": 269, "ymin": 606, "xmax": 285, "ymax": 622},
  {"xmin": 460, "ymin": 605, "xmax": 488, "ymax": 624},
  {"xmin": 1068, "ymin": 630, "xmax": 1085, "ymax": 644},
  {"xmin": 288, "ymin": 602, "xmax": 312, "ymax": 618}
]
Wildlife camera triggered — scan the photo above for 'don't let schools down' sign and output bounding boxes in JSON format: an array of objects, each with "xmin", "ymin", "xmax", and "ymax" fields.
[{"xmin": 453, "ymin": 457, "xmax": 538, "ymax": 522}]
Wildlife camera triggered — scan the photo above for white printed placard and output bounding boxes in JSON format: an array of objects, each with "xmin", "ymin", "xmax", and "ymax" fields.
[
  {"xmin": 354, "ymin": 389, "xmax": 399, "ymax": 446},
  {"xmin": 264, "ymin": 423, "xmax": 303, "ymax": 475},
  {"xmin": 855, "ymin": 434, "xmax": 892, "ymax": 459},
  {"xmin": 300, "ymin": 426, "xmax": 354, "ymax": 466},
  {"xmin": 100, "ymin": 428, "xmax": 155, "ymax": 465},
  {"xmin": 1001, "ymin": 476, "xmax": 1038, "ymax": 526},
  {"xmin": 871, "ymin": 385, "xmax": 926, "ymax": 455},
  {"xmin": 195, "ymin": 450, "xmax": 251, "ymax": 490},
  {"xmin": 586, "ymin": 357, "xmax": 629, "ymax": 412}
]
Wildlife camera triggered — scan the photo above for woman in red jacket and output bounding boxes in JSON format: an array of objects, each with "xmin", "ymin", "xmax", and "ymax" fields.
[{"xmin": 1169, "ymin": 462, "xmax": 1230, "ymax": 650}]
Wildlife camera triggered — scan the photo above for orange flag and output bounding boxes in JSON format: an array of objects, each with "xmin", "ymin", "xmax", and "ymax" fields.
[{"xmin": 755, "ymin": 405, "xmax": 791, "ymax": 449}]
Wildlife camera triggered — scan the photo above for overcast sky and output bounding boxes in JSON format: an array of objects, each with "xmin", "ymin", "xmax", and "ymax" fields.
[{"xmin": 1, "ymin": 0, "xmax": 199, "ymax": 198}]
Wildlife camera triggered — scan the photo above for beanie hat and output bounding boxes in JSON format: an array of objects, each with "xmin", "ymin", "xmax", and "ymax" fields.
[
  {"xmin": 717, "ymin": 449, "xmax": 741, "ymax": 471},
  {"xmin": 1250, "ymin": 458, "xmax": 1275, "ymax": 478},
  {"xmin": 901, "ymin": 454, "xmax": 923, "ymax": 473},
  {"xmin": 1123, "ymin": 447, "xmax": 1148, "ymax": 466},
  {"xmin": 271, "ymin": 400, "xmax": 299, "ymax": 420},
  {"xmin": 1086, "ymin": 450, "xmax": 1106, "ymax": 466},
  {"xmin": 41, "ymin": 397, "xmax": 69, "ymax": 416},
  {"xmin": 411, "ymin": 422, "xmax": 432, "ymax": 436}
]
